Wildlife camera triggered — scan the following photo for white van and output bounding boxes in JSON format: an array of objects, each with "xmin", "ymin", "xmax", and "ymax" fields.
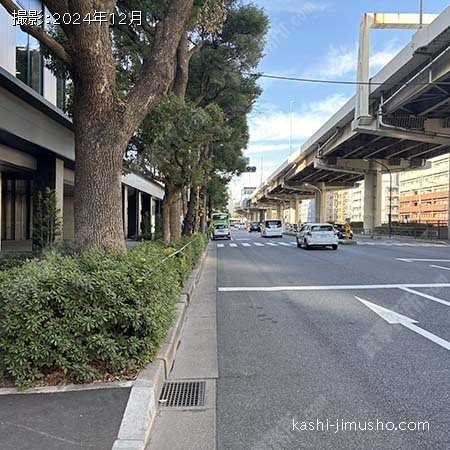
[{"xmin": 261, "ymin": 220, "xmax": 283, "ymax": 238}]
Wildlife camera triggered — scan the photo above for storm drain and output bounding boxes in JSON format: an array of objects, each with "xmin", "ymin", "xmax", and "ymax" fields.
[{"xmin": 159, "ymin": 381, "xmax": 206, "ymax": 407}]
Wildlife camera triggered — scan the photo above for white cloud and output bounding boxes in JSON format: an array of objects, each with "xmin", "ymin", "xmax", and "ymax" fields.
[
  {"xmin": 248, "ymin": 93, "xmax": 349, "ymax": 144},
  {"xmin": 308, "ymin": 41, "xmax": 403, "ymax": 79}
]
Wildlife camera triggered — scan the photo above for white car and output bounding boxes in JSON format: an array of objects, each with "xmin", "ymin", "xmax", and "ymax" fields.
[
  {"xmin": 212, "ymin": 224, "xmax": 231, "ymax": 240},
  {"xmin": 296, "ymin": 223, "xmax": 338, "ymax": 250},
  {"xmin": 261, "ymin": 220, "xmax": 283, "ymax": 238}
]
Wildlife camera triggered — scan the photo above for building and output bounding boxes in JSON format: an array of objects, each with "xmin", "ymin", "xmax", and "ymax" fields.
[
  {"xmin": 399, "ymin": 154, "xmax": 450, "ymax": 225},
  {"xmin": 299, "ymin": 199, "xmax": 314, "ymax": 223},
  {"xmin": 0, "ymin": 4, "xmax": 164, "ymax": 251},
  {"xmin": 331, "ymin": 173, "xmax": 400, "ymax": 225}
]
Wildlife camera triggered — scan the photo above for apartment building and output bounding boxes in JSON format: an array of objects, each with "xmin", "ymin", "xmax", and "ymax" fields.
[
  {"xmin": 0, "ymin": 3, "xmax": 163, "ymax": 250},
  {"xmin": 399, "ymin": 154, "xmax": 450, "ymax": 224}
]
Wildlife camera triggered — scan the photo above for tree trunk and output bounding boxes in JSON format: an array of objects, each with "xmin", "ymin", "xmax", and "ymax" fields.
[
  {"xmin": 182, "ymin": 185, "xmax": 198, "ymax": 236},
  {"xmin": 199, "ymin": 185, "xmax": 208, "ymax": 232},
  {"xmin": 170, "ymin": 195, "xmax": 182, "ymax": 241},
  {"xmin": 162, "ymin": 189, "xmax": 173, "ymax": 242},
  {"xmin": 70, "ymin": 16, "xmax": 128, "ymax": 252},
  {"xmin": 172, "ymin": 32, "xmax": 190, "ymax": 99}
]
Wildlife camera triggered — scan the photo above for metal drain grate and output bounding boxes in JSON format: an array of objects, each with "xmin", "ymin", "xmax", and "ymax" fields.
[{"xmin": 160, "ymin": 381, "xmax": 206, "ymax": 407}]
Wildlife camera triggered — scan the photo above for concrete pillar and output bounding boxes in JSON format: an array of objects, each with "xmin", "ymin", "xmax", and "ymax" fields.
[
  {"xmin": 363, "ymin": 165, "xmax": 382, "ymax": 234},
  {"xmin": 314, "ymin": 190, "xmax": 327, "ymax": 222},
  {"xmin": 123, "ymin": 186, "xmax": 128, "ymax": 238},
  {"xmin": 55, "ymin": 159, "xmax": 64, "ymax": 238},
  {"xmin": 137, "ymin": 191, "xmax": 142, "ymax": 236},
  {"xmin": 259, "ymin": 210, "xmax": 265, "ymax": 222},
  {"xmin": 277, "ymin": 203, "xmax": 283, "ymax": 220},
  {"xmin": 289, "ymin": 200, "xmax": 297, "ymax": 224},
  {"xmin": 294, "ymin": 200, "xmax": 300, "ymax": 224}
]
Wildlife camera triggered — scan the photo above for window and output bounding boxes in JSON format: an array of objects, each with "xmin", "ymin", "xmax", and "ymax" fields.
[
  {"xmin": 265, "ymin": 220, "xmax": 281, "ymax": 228},
  {"xmin": 311, "ymin": 225, "xmax": 333, "ymax": 231},
  {"xmin": 15, "ymin": 1, "xmax": 44, "ymax": 94},
  {"xmin": 56, "ymin": 77, "xmax": 66, "ymax": 110}
]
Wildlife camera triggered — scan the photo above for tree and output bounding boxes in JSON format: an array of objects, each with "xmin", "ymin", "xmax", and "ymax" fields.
[
  {"xmin": 0, "ymin": 0, "xmax": 197, "ymax": 251},
  {"xmin": 181, "ymin": 2, "xmax": 268, "ymax": 233},
  {"xmin": 128, "ymin": 95, "xmax": 225, "ymax": 241}
]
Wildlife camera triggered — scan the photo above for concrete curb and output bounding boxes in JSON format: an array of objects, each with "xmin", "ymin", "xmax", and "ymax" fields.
[{"xmin": 112, "ymin": 243, "xmax": 210, "ymax": 450}]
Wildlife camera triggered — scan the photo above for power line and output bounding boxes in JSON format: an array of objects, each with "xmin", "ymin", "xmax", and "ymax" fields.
[{"xmin": 245, "ymin": 72, "xmax": 450, "ymax": 87}]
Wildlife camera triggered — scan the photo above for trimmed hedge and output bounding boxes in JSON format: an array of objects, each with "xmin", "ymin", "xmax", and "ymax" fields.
[{"xmin": 0, "ymin": 234, "xmax": 207, "ymax": 387}]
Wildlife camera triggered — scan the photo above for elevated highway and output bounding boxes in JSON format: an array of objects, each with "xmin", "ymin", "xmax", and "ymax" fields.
[{"xmin": 250, "ymin": 8, "xmax": 450, "ymax": 232}]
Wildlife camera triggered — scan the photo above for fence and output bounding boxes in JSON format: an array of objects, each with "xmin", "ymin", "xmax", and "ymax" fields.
[{"xmin": 354, "ymin": 221, "xmax": 449, "ymax": 240}]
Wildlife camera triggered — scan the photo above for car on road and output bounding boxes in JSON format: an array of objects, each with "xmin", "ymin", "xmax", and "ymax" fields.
[
  {"xmin": 261, "ymin": 220, "xmax": 283, "ymax": 238},
  {"xmin": 248, "ymin": 221, "xmax": 261, "ymax": 232},
  {"xmin": 296, "ymin": 223, "xmax": 338, "ymax": 250},
  {"xmin": 212, "ymin": 223, "xmax": 231, "ymax": 240}
]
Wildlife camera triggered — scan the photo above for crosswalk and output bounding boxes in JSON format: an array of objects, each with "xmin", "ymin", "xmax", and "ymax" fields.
[
  {"xmin": 358, "ymin": 241, "xmax": 447, "ymax": 248},
  {"xmin": 215, "ymin": 240, "xmax": 448, "ymax": 249},
  {"xmin": 216, "ymin": 241, "xmax": 297, "ymax": 248}
]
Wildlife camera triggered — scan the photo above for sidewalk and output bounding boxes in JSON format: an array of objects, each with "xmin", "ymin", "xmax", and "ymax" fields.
[
  {"xmin": 147, "ymin": 244, "xmax": 218, "ymax": 450},
  {"xmin": 0, "ymin": 384, "xmax": 131, "ymax": 450}
]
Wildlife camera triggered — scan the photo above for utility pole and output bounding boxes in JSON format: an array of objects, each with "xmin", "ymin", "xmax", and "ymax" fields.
[{"xmin": 419, "ymin": 0, "xmax": 424, "ymax": 28}]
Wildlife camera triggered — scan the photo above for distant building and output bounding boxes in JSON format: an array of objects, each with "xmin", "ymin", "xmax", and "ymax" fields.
[{"xmin": 399, "ymin": 154, "xmax": 450, "ymax": 224}]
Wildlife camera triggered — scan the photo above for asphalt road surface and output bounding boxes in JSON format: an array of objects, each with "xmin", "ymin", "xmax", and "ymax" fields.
[{"xmin": 216, "ymin": 230, "xmax": 450, "ymax": 450}]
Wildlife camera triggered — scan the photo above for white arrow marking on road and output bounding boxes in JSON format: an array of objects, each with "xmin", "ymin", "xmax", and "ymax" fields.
[
  {"xmin": 397, "ymin": 258, "xmax": 450, "ymax": 263},
  {"xmin": 355, "ymin": 296, "xmax": 450, "ymax": 351},
  {"xmin": 429, "ymin": 264, "xmax": 450, "ymax": 271},
  {"xmin": 242, "ymin": 243, "xmax": 251, "ymax": 247},
  {"xmin": 229, "ymin": 243, "xmax": 238, "ymax": 248},
  {"xmin": 217, "ymin": 244, "xmax": 224, "ymax": 248},
  {"xmin": 254, "ymin": 243, "xmax": 264, "ymax": 247}
]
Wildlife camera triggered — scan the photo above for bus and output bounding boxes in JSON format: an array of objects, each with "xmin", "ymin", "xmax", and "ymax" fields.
[{"xmin": 211, "ymin": 213, "xmax": 230, "ymax": 227}]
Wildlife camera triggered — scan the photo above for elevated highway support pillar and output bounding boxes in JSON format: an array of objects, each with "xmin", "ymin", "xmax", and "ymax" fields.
[
  {"xmin": 314, "ymin": 184, "xmax": 327, "ymax": 223},
  {"xmin": 259, "ymin": 210, "xmax": 265, "ymax": 222},
  {"xmin": 363, "ymin": 163, "xmax": 382, "ymax": 235}
]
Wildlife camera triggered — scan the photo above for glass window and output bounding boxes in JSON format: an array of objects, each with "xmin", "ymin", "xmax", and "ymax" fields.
[
  {"xmin": 15, "ymin": 0, "xmax": 43, "ymax": 94},
  {"xmin": 311, "ymin": 225, "xmax": 333, "ymax": 231},
  {"xmin": 56, "ymin": 77, "xmax": 66, "ymax": 110}
]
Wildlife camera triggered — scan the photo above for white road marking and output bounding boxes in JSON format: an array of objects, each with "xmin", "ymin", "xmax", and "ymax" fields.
[
  {"xmin": 429, "ymin": 264, "xmax": 450, "ymax": 271},
  {"xmin": 266, "ymin": 243, "xmax": 278, "ymax": 246},
  {"xmin": 254, "ymin": 243, "xmax": 265, "ymax": 247},
  {"xmin": 397, "ymin": 258, "xmax": 450, "ymax": 263},
  {"xmin": 229, "ymin": 243, "xmax": 238, "ymax": 248},
  {"xmin": 218, "ymin": 283, "xmax": 450, "ymax": 292},
  {"xmin": 399, "ymin": 287, "xmax": 450, "ymax": 308},
  {"xmin": 217, "ymin": 244, "xmax": 224, "ymax": 248},
  {"xmin": 236, "ymin": 238, "xmax": 250, "ymax": 241},
  {"xmin": 355, "ymin": 296, "xmax": 450, "ymax": 352},
  {"xmin": 242, "ymin": 243, "xmax": 251, "ymax": 247},
  {"xmin": 279, "ymin": 242, "xmax": 291, "ymax": 246}
]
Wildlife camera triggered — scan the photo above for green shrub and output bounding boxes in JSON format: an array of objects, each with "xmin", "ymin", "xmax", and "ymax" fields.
[
  {"xmin": 0, "ymin": 253, "xmax": 36, "ymax": 272},
  {"xmin": 0, "ymin": 234, "xmax": 207, "ymax": 387}
]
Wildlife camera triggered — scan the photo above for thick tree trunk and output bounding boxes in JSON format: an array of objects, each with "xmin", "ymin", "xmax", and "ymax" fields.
[
  {"xmin": 70, "ymin": 13, "xmax": 128, "ymax": 252},
  {"xmin": 170, "ymin": 196, "xmax": 182, "ymax": 241},
  {"xmin": 182, "ymin": 185, "xmax": 198, "ymax": 236}
]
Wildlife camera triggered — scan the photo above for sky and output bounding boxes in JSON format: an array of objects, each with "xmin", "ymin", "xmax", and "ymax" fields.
[{"xmin": 231, "ymin": 0, "xmax": 450, "ymax": 200}]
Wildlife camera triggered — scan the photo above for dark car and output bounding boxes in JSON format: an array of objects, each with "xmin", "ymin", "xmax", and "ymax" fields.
[{"xmin": 248, "ymin": 221, "xmax": 261, "ymax": 232}]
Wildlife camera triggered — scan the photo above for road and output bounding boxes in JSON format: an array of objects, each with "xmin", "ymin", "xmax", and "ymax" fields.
[{"xmin": 216, "ymin": 230, "xmax": 450, "ymax": 450}]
